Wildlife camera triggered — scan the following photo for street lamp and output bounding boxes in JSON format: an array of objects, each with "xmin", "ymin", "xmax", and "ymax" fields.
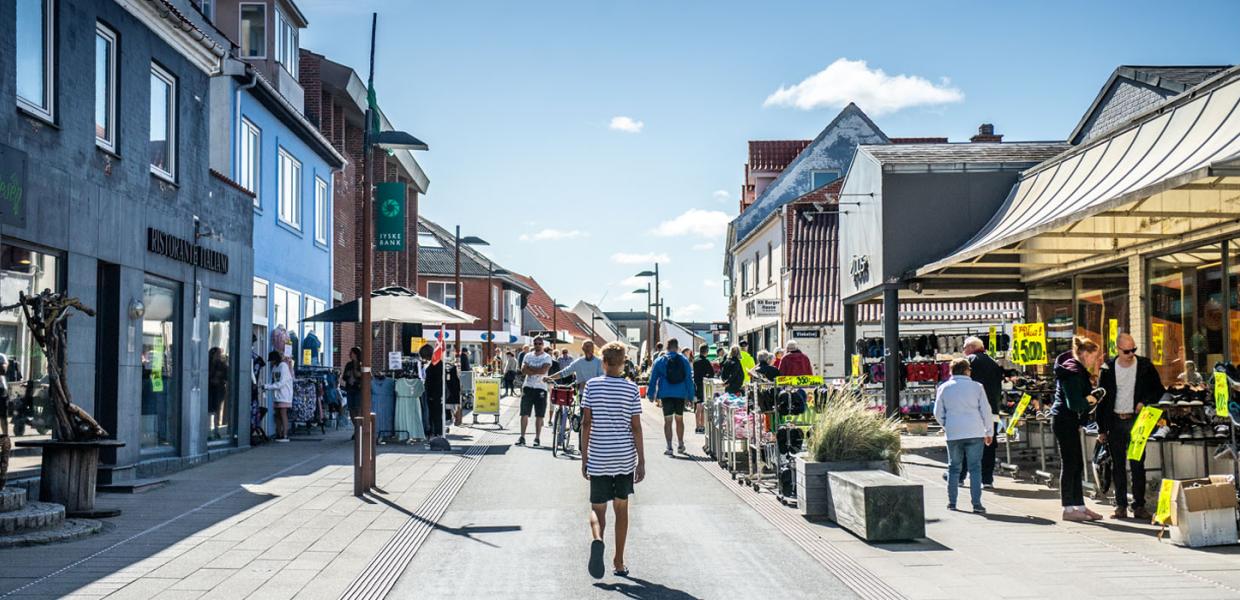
[
  {"xmin": 633, "ymin": 287, "xmax": 651, "ymax": 362},
  {"xmin": 484, "ymin": 261, "xmax": 508, "ymax": 366},
  {"xmin": 552, "ymin": 302, "xmax": 567, "ymax": 350},
  {"xmin": 453, "ymin": 232, "xmax": 487, "ymax": 359},
  {"xmin": 635, "ymin": 265, "xmax": 660, "ymax": 352},
  {"xmin": 356, "ymin": 12, "xmax": 429, "ymax": 497}
]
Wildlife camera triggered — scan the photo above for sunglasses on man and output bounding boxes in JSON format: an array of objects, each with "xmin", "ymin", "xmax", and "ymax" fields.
[{"xmin": 1118, "ymin": 347, "xmax": 1137, "ymax": 355}]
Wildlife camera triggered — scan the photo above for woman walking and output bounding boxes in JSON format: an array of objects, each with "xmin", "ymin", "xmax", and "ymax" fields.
[{"xmin": 1052, "ymin": 336, "xmax": 1104, "ymax": 521}]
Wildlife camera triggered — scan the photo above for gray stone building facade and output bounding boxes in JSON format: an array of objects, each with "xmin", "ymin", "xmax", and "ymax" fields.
[{"xmin": 1, "ymin": 0, "xmax": 254, "ymax": 482}]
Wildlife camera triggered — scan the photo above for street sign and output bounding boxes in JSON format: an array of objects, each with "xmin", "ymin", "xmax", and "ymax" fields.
[
  {"xmin": 375, "ymin": 182, "xmax": 406, "ymax": 251},
  {"xmin": 791, "ymin": 329, "xmax": 820, "ymax": 339}
]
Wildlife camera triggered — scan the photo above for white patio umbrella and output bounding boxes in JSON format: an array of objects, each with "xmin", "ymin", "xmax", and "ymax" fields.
[{"xmin": 302, "ymin": 286, "xmax": 478, "ymax": 326}]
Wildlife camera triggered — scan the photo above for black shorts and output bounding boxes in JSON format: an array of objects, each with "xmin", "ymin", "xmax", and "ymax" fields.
[
  {"xmin": 661, "ymin": 398, "xmax": 686, "ymax": 417},
  {"xmin": 520, "ymin": 388, "xmax": 547, "ymax": 417},
  {"xmin": 589, "ymin": 473, "xmax": 635, "ymax": 504}
]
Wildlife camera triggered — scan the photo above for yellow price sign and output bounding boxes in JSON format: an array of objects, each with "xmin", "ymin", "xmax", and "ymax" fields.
[
  {"xmin": 409, "ymin": 337, "xmax": 427, "ymax": 354},
  {"xmin": 988, "ymin": 325, "xmax": 998, "ymax": 354},
  {"xmin": 851, "ymin": 354, "xmax": 861, "ymax": 379},
  {"xmin": 1127, "ymin": 406, "xmax": 1163, "ymax": 461},
  {"xmin": 302, "ymin": 349, "xmax": 312, "ymax": 365},
  {"xmin": 1009, "ymin": 323, "xmax": 1048, "ymax": 366},
  {"xmin": 776, "ymin": 375, "xmax": 824, "ymax": 387},
  {"xmin": 149, "ymin": 336, "xmax": 165, "ymax": 393},
  {"xmin": 1151, "ymin": 323, "xmax": 1165, "ymax": 366},
  {"xmin": 1107, "ymin": 319, "xmax": 1119, "ymax": 357},
  {"xmin": 1154, "ymin": 479, "xmax": 1175, "ymax": 525},
  {"xmin": 474, "ymin": 378, "xmax": 500, "ymax": 414},
  {"xmin": 1005, "ymin": 393, "xmax": 1032, "ymax": 437},
  {"xmin": 1214, "ymin": 371, "xmax": 1230, "ymax": 419}
]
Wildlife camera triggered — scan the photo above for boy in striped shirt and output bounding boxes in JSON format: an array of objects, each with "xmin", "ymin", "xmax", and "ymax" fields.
[{"xmin": 580, "ymin": 341, "xmax": 646, "ymax": 579}]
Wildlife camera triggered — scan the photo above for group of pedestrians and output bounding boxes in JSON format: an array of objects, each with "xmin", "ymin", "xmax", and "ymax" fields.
[{"xmin": 932, "ymin": 333, "xmax": 1163, "ymax": 522}]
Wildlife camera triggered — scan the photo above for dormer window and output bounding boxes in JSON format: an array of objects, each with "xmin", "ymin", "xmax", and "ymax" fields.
[
  {"xmin": 239, "ymin": 4, "xmax": 266, "ymax": 59},
  {"xmin": 275, "ymin": 10, "xmax": 299, "ymax": 78}
]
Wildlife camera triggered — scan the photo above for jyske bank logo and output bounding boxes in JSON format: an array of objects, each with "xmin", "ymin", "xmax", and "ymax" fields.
[{"xmin": 380, "ymin": 198, "xmax": 401, "ymax": 218}]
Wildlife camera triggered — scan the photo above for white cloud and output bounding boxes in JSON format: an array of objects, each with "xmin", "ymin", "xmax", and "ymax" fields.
[
  {"xmin": 611, "ymin": 252, "xmax": 670, "ymax": 264},
  {"xmin": 764, "ymin": 58, "xmax": 964, "ymax": 116},
  {"xmin": 703, "ymin": 279, "xmax": 720, "ymax": 288},
  {"xmin": 712, "ymin": 190, "xmax": 730, "ymax": 203},
  {"xmin": 518, "ymin": 228, "xmax": 589, "ymax": 242},
  {"xmin": 650, "ymin": 209, "xmax": 730, "ymax": 239},
  {"xmin": 609, "ymin": 116, "xmax": 645, "ymax": 133},
  {"xmin": 692, "ymin": 242, "xmax": 715, "ymax": 251},
  {"xmin": 673, "ymin": 304, "xmax": 703, "ymax": 320}
]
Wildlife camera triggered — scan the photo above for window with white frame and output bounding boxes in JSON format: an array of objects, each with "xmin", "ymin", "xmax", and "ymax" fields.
[
  {"xmin": 277, "ymin": 148, "xmax": 301, "ymax": 228},
  {"xmin": 314, "ymin": 177, "xmax": 328, "ymax": 244},
  {"xmin": 492, "ymin": 285, "xmax": 499, "ymax": 320},
  {"xmin": 427, "ymin": 282, "xmax": 459, "ymax": 310},
  {"xmin": 16, "ymin": 0, "xmax": 55, "ymax": 120},
  {"xmin": 303, "ymin": 295, "xmax": 326, "ymax": 362},
  {"xmin": 271, "ymin": 285, "xmax": 300, "ymax": 334},
  {"xmin": 739, "ymin": 260, "xmax": 750, "ymax": 294},
  {"xmin": 275, "ymin": 10, "xmax": 299, "ymax": 78},
  {"xmin": 252, "ymin": 278, "xmax": 268, "ymax": 325},
  {"xmin": 95, "ymin": 23, "xmax": 118, "ymax": 151},
  {"xmin": 239, "ymin": 4, "xmax": 266, "ymax": 58},
  {"xmin": 239, "ymin": 118, "xmax": 260, "ymax": 200},
  {"xmin": 767, "ymin": 242, "xmax": 773, "ymax": 284},
  {"xmin": 149, "ymin": 63, "xmax": 177, "ymax": 180}
]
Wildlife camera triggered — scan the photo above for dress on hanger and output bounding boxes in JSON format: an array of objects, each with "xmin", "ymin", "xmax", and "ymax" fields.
[
  {"xmin": 371, "ymin": 376, "xmax": 397, "ymax": 436},
  {"xmin": 395, "ymin": 377, "xmax": 426, "ymax": 440}
]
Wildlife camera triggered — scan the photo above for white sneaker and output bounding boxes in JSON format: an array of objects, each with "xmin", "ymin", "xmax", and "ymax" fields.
[{"xmin": 276, "ymin": 438, "xmax": 290, "ymax": 443}]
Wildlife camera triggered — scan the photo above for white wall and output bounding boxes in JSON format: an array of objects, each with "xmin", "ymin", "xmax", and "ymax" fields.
[{"xmin": 730, "ymin": 214, "xmax": 784, "ymax": 339}]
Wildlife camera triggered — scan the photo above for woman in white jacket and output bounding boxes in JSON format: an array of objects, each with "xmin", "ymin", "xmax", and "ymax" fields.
[{"xmin": 265, "ymin": 350, "xmax": 294, "ymax": 442}]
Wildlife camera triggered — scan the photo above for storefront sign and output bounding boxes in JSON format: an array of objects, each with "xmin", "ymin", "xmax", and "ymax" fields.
[
  {"xmin": 1006, "ymin": 393, "xmax": 1033, "ymax": 437},
  {"xmin": 146, "ymin": 228, "xmax": 229, "ymax": 274},
  {"xmin": 1107, "ymin": 319, "xmax": 1119, "ymax": 357},
  {"xmin": 375, "ymin": 182, "xmax": 406, "ymax": 251},
  {"xmin": 711, "ymin": 322, "xmax": 729, "ymax": 333},
  {"xmin": 0, "ymin": 144, "xmax": 27, "ymax": 227},
  {"xmin": 1151, "ymin": 323, "xmax": 1165, "ymax": 366},
  {"xmin": 1127, "ymin": 406, "xmax": 1163, "ymax": 461},
  {"xmin": 849, "ymin": 255, "xmax": 870, "ymax": 287},
  {"xmin": 791, "ymin": 329, "xmax": 820, "ymax": 339},
  {"xmin": 1009, "ymin": 323, "xmax": 1047, "ymax": 365},
  {"xmin": 1214, "ymin": 371, "xmax": 1230, "ymax": 419},
  {"xmin": 475, "ymin": 378, "xmax": 500, "ymax": 414},
  {"xmin": 746, "ymin": 298, "xmax": 779, "ymax": 317},
  {"xmin": 775, "ymin": 375, "xmax": 822, "ymax": 387}
]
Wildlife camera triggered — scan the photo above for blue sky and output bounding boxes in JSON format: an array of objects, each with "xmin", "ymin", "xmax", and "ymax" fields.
[{"xmin": 299, "ymin": 0, "xmax": 1240, "ymax": 323}]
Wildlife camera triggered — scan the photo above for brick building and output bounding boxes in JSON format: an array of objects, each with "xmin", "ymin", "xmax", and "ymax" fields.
[{"xmin": 298, "ymin": 49, "xmax": 430, "ymax": 367}]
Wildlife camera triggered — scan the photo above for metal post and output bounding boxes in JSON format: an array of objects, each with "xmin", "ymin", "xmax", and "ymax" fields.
[
  {"xmin": 454, "ymin": 225, "xmax": 462, "ymax": 358},
  {"xmin": 486, "ymin": 258, "xmax": 494, "ymax": 366},
  {"xmin": 552, "ymin": 298, "xmax": 557, "ymax": 350},
  {"xmin": 357, "ymin": 12, "xmax": 378, "ymax": 495},
  {"xmin": 843, "ymin": 303, "xmax": 856, "ymax": 378},
  {"xmin": 644, "ymin": 289, "xmax": 651, "ymax": 362},
  {"xmin": 882, "ymin": 286, "xmax": 900, "ymax": 417},
  {"xmin": 653, "ymin": 263, "xmax": 661, "ymax": 350}
]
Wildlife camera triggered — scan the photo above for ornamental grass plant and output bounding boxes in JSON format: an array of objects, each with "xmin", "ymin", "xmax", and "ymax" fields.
[{"xmin": 806, "ymin": 387, "xmax": 903, "ymax": 472}]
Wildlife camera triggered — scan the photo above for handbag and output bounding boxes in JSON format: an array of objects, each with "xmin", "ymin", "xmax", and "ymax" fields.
[{"xmin": 1092, "ymin": 441, "xmax": 1113, "ymax": 494}]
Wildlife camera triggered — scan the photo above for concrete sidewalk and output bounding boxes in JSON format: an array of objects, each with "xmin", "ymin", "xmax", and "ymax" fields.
[{"xmin": 0, "ymin": 413, "xmax": 506, "ymax": 600}]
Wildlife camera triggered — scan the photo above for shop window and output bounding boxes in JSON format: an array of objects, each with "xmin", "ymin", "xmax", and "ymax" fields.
[
  {"xmin": 278, "ymin": 148, "xmax": 301, "ymax": 229},
  {"xmin": 16, "ymin": 0, "xmax": 54, "ymax": 121},
  {"xmin": 1148, "ymin": 244, "xmax": 1223, "ymax": 387},
  {"xmin": 0, "ymin": 244, "xmax": 61, "ymax": 439},
  {"xmin": 95, "ymin": 23, "xmax": 118, "ymax": 152},
  {"xmin": 1027, "ymin": 280, "xmax": 1073, "ymax": 369},
  {"xmin": 207, "ymin": 296, "xmax": 236, "ymax": 445},
  {"xmin": 149, "ymin": 63, "xmax": 177, "ymax": 181},
  {"xmin": 252, "ymin": 278, "xmax": 268, "ymax": 326},
  {"xmin": 428, "ymin": 282, "xmax": 458, "ymax": 309},
  {"xmin": 1229, "ymin": 244, "xmax": 1240, "ymax": 366},
  {"xmin": 239, "ymin": 118, "xmax": 261, "ymax": 200},
  {"xmin": 304, "ymin": 295, "xmax": 326, "ymax": 365},
  {"xmin": 141, "ymin": 279, "xmax": 180, "ymax": 452},
  {"xmin": 1075, "ymin": 269, "xmax": 1129, "ymax": 358},
  {"xmin": 239, "ymin": 3, "xmax": 266, "ymax": 59}
]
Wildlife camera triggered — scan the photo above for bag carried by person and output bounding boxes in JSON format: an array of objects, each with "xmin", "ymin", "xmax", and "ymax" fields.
[
  {"xmin": 1092, "ymin": 442, "xmax": 1113, "ymax": 494},
  {"xmin": 666, "ymin": 355, "xmax": 687, "ymax": 385}
]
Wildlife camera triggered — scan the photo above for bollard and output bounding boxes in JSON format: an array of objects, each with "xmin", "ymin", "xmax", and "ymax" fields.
[{"xmin": 353, "ymin": 416, "xmax": 365, "ymax": 497}]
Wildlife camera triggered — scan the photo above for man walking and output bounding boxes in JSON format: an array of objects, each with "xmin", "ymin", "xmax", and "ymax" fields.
[
  {"xmin": 933, "ymin": 358, "xmax": 992, "ymax": 514},
  {"xmin": 1098, "ymin": 333, "xmax": 1163, "ymax": 520},
  {"xmin": 517, "ymin": 337, "xmax": 553, "ymax": 447},
  {"xmin": 580, "ymin": 342, "xmax": 645, "ymax": 578},
  {"xmin": 777, "ymin": 340, "xmax": 814, "ymax": 377},
  {"xmin": 647, "ymin": 338, "xmax": 696, "ymax": 455},
  {"xmin": 548, "ymin": 340, "xmax": 604, "ymax": 392},
  {"xmin": 958, "ymin": 336, "xmax": 1003, "ymax": 488},
  {"xmin": 692, "ymin": 344, "xmax": 713, "ymax": 434}
]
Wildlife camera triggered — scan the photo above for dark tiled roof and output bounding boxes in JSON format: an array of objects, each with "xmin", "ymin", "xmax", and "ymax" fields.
[
  {"xmin": 417, "ymin": 246, "xmax": 492, "ymax": 277},
  {"xmin": 1119, "ymin": 66, "xmax": 1231, "ymax": 92},
  {"xmin": 748, "ymin": 140, "xmax": 811, "ymax": 171},
  {"xmin": 859, "ymin": 142, "xmax": 1069, "ymax": 165}
]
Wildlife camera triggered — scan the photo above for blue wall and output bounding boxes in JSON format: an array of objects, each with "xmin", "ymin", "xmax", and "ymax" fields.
[{"xmin": 232, "ymin": 83, "xmax": 334, "ymax": 364}]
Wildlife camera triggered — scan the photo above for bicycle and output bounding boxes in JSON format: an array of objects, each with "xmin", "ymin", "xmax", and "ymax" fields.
[{"xmin": 549, "ymin": 384, "xmax": 579, "ymax": 458}]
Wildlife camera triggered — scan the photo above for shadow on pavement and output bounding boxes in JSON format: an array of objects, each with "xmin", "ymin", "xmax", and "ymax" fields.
[
  {"xmin": 871, "ymin": 538, "xmax": 952, "ymax": 552},
  {"xmin": 990, "ymin": 487, "xmax": 1061, "ymax": 500},
  {"xmin": 1082, "ymin": 519, "xmax": 1163, "ymax": 535},
  {"xmin": 594, "ymin": 575, "xmax": 702, "ymax": 600},
  {"xmin": 981, "ymin": 513, "xmax": 1056, "ymax": 526},
  {"xmin": 363, "ymin": 491, "xmax": 521, "ymax": 548}
]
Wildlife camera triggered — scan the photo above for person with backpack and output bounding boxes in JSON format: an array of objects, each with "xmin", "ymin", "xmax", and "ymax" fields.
[{"xmin": 646, "ymin": 338, "xmax": 696, "ymax": 456}]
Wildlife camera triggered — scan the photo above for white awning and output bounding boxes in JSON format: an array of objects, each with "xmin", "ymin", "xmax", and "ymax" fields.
[{"xmin": 919, "ymin": 66, "xmax": 1240, "ymax": 277}]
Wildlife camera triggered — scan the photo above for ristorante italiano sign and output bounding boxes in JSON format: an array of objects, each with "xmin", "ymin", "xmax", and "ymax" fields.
[{"xmin": 146, "ymin": 228, "xmax": 229, "ymax": 274}]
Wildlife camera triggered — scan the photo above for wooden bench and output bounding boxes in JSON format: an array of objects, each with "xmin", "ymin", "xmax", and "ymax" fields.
[{"xmin": 827, "ymin": 470, "xmax": 925, "ymax": 542}]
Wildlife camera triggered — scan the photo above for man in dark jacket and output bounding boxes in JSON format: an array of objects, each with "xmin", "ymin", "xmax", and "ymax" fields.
[
  {"xmin": 1097, "ymin": 333, "xmax": 1164, "ymax": 520},
  {"xmin": 692, "ymin": 344, "xmax": 713, "ymax": 434},
  {"xmin": 959, "ymin": 336, "xmax": 1004, "ymax": 488}
]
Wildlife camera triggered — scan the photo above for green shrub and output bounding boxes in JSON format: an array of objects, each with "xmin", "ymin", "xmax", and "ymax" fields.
[{"xmin": 806, "ymin": 388, "xmax": 902, "ymax": 471}]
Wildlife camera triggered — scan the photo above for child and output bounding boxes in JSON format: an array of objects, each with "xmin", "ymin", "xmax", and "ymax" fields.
[{"xmin": 580, "ymin": 341, "xmax": 646, "ymax": 578}]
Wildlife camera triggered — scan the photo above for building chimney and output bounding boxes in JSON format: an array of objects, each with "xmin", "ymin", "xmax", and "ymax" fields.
[{"xmin": 970, "ymin": 123, "xmax": 1003, "ymax": 143}]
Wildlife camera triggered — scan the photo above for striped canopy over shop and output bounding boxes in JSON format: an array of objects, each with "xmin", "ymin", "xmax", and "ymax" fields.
[{"xmin": 919, "ymin": 66, "xmax": 1240, "ymax": 283}]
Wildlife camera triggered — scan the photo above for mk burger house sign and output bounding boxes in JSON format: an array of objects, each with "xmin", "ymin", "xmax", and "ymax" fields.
[{"xmin": 147, "ymin": 228, "xmax": 229, "ymax": 274}]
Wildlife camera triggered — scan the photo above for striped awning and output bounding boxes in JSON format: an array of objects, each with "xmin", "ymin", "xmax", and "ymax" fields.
[{"xmin": 919, "ymin": 66, "xmax": 1240, "ymax": 276}]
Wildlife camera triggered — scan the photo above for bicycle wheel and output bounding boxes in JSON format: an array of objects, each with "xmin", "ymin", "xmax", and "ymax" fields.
[{"xmin": 552, "ymin": 407, "xmax": 564, "ymax": 458}]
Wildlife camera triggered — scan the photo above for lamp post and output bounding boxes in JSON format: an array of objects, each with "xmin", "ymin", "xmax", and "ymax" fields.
[
  {"xmin": 636, "ymin": 264, "xmax": 660, "ymax": 352},
  {"xmin": 356, "ymin": 12, "xmax": 429, "ymax": 497},
  {"xmin": 482, "ymin": 260, "xmax": 507, "ymax": 366},
  {"xmin": 453, "ymin": 232, "xmax": 487, "ymax": 361},
  {"xmin": 633, "ymin": 287, "xmax": 651, "ymax": 362}
]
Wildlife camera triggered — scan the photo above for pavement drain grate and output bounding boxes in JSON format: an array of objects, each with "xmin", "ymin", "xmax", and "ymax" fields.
[
  {"xmin": 339, "ymin": 428, "xmax": 504, "ymax": 600},
  {"xmin": 695, "ymin": 458, "xmax": 906, "ymax": 600}
]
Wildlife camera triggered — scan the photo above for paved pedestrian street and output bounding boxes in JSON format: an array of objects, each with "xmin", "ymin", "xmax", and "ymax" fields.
[{"xmin": 5, "ymin": 395, "xmax": 1239, "ymax": 600}]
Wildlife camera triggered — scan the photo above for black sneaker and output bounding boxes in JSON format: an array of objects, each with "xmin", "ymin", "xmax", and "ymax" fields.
[
  {"xmin": 972, "ymin": 506, "xmax": 987, "ymax": 515},
  {"xmin": 946, "ymin": 504, "xmax": 957, "ymax": 511},
  {"xmin": 664, "ymin": 448, "xmax": 674, "ymax": 456},
  {"xmin": 533, "ymin": 438, "xmax": 541, "ymax": 447},
  {"xmin": 516, "ymin": 437, "xmax": 526, "ymax": 446}
]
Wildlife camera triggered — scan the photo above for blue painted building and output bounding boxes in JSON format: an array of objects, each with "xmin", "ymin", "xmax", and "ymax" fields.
[{"xmin": 205, "ymin": 0, "xmax": 345, "ymax": 367}]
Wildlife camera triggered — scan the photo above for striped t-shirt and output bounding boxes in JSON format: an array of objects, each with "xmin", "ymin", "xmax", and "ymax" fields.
[{"xmin": 581, "ymin": 375, "xmax": 642, "ymax": 476}]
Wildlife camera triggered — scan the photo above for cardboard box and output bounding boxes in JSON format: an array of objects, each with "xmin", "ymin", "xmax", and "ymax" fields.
[{"xmin": 1167, "ymin": 476, "xmax": 1238, "ymax": 548}]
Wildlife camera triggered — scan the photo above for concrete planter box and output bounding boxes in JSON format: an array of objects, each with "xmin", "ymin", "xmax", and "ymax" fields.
[
  {"xmin": 828, "ymin": 470, "xmax": 925, "ymax": 542},
  {"xmin": 795, "ymin": 456, "xmax": 889, "ymax": 518}
]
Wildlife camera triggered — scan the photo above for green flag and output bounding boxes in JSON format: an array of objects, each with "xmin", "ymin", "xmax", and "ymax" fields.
[{"xmin": 367, "ymin": 84, "xmax": 381, "ymax": 136}]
